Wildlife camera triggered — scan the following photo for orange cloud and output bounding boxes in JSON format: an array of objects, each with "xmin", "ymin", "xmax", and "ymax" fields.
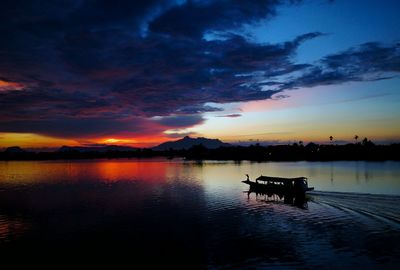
[{"xmin": 0, "ymin": 80, "xmax": 24, "ymax": 91}]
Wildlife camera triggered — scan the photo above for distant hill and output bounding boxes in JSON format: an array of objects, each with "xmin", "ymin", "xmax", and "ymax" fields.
[
  {"xmin": 4, "ymin": 146, "xmax": 27, "ymax": 153},
  {"xmin": 153, "ymin": 136, "xmax": 230, "ymax": 151},
  {"xmin": 58, "ymin": 145, "xmax": 138, "ymax": 153}
]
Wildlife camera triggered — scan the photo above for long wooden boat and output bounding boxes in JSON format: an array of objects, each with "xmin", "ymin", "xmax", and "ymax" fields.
[{"xmin": 242, "ymin": 174, "xmax": 314, "ymax": 195}]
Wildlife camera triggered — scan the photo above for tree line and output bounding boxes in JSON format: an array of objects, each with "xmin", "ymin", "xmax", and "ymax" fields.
[{"xmin": 1, "ymin": 140, "xmax": 399, "ymax": 161}]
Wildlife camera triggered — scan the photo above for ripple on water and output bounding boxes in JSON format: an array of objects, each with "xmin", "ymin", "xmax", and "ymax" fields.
[
  {"xmin": 0, "ymin": 214, "xmax": 29, "ymax": 242},
  {"xmin": 203, "ymin": 189, "xmax": 400, "ymax": 268},
  {"xmin": 1, "ymin": 159, "xmax": 400, "ymax": 268}
]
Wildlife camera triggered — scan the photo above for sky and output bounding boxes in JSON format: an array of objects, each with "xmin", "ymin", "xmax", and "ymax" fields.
[{"xmin": 0, "ymin": 0, "xmax": 399, "ymax": 149}]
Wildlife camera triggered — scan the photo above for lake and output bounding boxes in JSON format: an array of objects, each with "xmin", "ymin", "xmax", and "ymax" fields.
[{"xmin": 0, "ymin": 159, "xmax": 399, "ymax": 268}]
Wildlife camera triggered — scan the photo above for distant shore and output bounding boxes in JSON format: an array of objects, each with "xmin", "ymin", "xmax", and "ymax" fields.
[{"xmin": 1, "ymin": 142, "xmax": 399, "ymax": 161}]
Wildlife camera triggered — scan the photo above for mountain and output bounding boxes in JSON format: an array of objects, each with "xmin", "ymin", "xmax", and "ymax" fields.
[
  {"xmin": 4, "ymin": 146, "xmax": 27, "ymax": 153},
  {"xmin": 58, "ymin": 145, "xmax": 138, "ymax": 153},
  {"xmin": 153, "ymin": 136, "xmax": 230, "ymax": 151}
]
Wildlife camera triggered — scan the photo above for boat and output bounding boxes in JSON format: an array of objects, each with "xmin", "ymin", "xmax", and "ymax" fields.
[{"xmin": 242, "ymin": 174, "xmax": 314, "ymax": 195}]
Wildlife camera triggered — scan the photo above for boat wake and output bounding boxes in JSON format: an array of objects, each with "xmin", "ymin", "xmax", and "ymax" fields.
[{"xmin": 309, "ymin": 191, "xmax": 400, "ymax": 230}]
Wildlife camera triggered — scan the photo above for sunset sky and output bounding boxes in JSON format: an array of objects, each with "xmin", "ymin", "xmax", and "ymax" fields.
[{"xmin": 1, "ymin": 0, "xmax": 399, "ymax": 149}]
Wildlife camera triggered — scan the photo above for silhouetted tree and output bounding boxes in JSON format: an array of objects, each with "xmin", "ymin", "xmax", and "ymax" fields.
[
  {"xmin": 329, "ymin": 136, "xmax": 333, "ymax": 143},
  {"xmin": 362, "ymin": 137, "xmax": 368, "ymax": 145},
  {"xmin": 362, "ymin": 137, "xmax": 375, "ymax": 147},
  {"xmin": 2, "ymin": 138, "xmax": 398, "ymax": 162},
  {"xmin": 354, "ymin": 135, "xmax": 359, "ymax": 143}
]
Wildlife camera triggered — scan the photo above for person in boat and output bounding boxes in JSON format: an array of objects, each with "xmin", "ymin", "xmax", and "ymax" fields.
[{"xmin": 246, "ymin": 174, "xmax": 250, "ymax": 181}]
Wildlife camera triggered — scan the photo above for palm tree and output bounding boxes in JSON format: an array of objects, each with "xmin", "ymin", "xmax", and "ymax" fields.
[
  {"xmin": 354, "ymin": 135, "xmax": 359, "ymax": 143},
  {"xmin": 329, "ymin": 136, "xmax": 333, "ymax": 143},
  {"xmin": 362, "ymin": 137, "xmax": 368, "ymax": 146}
]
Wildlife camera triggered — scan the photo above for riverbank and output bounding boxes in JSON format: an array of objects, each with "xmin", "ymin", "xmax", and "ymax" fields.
[{"xmin": 1, "ymin": 143, "xmax": 399, "ymax": 161}]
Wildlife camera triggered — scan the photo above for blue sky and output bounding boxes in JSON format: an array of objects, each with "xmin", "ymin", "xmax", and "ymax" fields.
[
  {"xmin": 0, "ymin": 0, "xmax": 399, "ymax": 147},
  {"xmin": 256, "ymin": 0, "xmax": 400, "ymax": 62},
  {"xmin": 196, "ymin": 0, "xmax": 400, "ymax": 144}
]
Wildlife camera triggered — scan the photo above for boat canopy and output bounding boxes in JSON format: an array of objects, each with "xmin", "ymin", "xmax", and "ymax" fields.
[{"xmin": 255, "ymin": 176, "xmax": 307, "ymax": 183}]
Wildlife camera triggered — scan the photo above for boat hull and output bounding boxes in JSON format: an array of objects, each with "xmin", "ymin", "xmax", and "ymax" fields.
[{"xmin": 242, "ymin": 180, "xmax": 313, "ymax": 195}]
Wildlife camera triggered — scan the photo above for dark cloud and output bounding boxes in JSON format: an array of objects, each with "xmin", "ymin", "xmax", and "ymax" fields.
[
  {"xmin": 217, "ymin": 114, "xmax": 242, "ymax": 118},
  {"xmin": 0, "ymin": 1, "xmax": 399, "ymax": 140},
  {"xmin": 149, "ymin": 0, "xmax": 283, "ymax": 38},
  {"xmin": 155, "ymin": 115, "xmax": 204, "ymax": 128},
  {"xmin": 175, "ymin": 105, "xmax": 224, "ymax": 114},
  {"xmin": 0, "ymin": 117, "xmax": 165, "ymax": 138},
  {"xmin": 322, "ymin": 42, "xmax": 400, "ymax": 73},
  {"xmin": 165, "ymin": 131, "xmax": 197, "ymax": 139},
  {"xmin": 267, "ymin": 42, "xmax": 400, "ymax": 90}
]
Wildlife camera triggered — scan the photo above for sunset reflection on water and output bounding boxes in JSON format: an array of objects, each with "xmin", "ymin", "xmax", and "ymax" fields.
[{"xmin": 0, "ymin": 159, "xmax": 399, "ymax": 268}]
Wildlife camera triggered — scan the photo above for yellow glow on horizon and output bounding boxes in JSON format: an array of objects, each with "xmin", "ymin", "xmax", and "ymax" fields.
[
  {"xmin": 194, "ymin": 107, "xmax": 400, "ymax": 144},
  {"xmin": 0, "ymin": 133, "xmax": 78, "ymax": 149},
  {"xmin": 103, "ymin": 138, "xmax": 137, "ymax": 144},
  {"xmin": 0, "ymin": 133, "xmax": 174, "ymax": 149},
  {"xmin": 98, "ymin": 136, "xmax": 173, "ymax": 147}
]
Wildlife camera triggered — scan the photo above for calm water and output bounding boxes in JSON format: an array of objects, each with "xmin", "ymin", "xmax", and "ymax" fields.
[{"xmin": 0, "ymin": 159, "xmax": 399, "ymax": 268}]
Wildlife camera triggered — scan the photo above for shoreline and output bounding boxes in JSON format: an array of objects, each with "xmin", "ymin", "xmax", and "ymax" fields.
[{"xmin": 1, "ymin": 143, "xmax": 399, "ymax": 161}]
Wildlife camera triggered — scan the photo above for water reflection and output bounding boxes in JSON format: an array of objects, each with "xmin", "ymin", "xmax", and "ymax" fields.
[
  {"xmin": 246, "ymin": 189, "xmax": 310, "ymax": 209},
  {"xmin": 0, "ymin": 159, "xmax": 399, "ymax": 268},
  {"xmin": 0, "ymin": 214, "xmax": 29, "ymax": 242},
  {"xmin": 0, "ymin": 179, "xmax": 208, "ymax": 268}
]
